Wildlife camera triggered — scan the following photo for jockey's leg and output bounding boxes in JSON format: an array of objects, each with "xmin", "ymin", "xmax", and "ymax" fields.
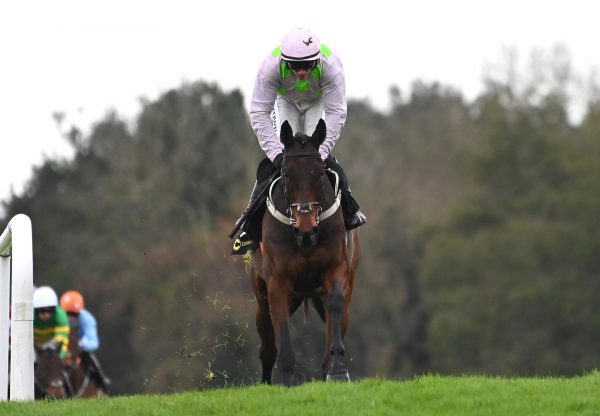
[
  {"xmin": 274, "ymin": 97, "xmax": 302, "ymax": 135},
  {"xmin": 230, "ymin": 98, "xmax": 301, "ymax": 240},
  {"xmin": 301, "ymin": 100, "xmax": 324, "ymax": 136},
  {"xmin": 230, "ymin": 180, "xmax": 259, "ymax": 239},
  {"xmin": 325, "ymin": 156, "xmax": 367, "ymax": 230},
  {"xmin": 301, "ymin": 101, "xmax": 366, "ymax": 230},
  {"xmin": 229, "ymin": 157, "xmax": 278, "ymax": 240},
  {"xmin": 83, "ymin": 351, "xmax": 111, "ymax": 390}
]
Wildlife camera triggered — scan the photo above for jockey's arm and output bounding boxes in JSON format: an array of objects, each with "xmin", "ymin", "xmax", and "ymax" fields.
[
  {"xmin": 79, "ymin": 310, "xmax": 100, "ymax": 352},
  {"xmin": 250, "ymin": 58, "xmax": 284, "ymax": 161},
  {"xmin": 54, "ymin": 310, "xmax": 71, "ymax": 358},
  {"xmin": 320, "ymin": 67, "xmax": 347, "ymax": 160}
]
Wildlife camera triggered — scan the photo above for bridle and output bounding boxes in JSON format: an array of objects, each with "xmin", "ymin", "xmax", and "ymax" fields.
[{"xmin": 266, "ymin": 151, "xmax": 341, "ymax": 227}]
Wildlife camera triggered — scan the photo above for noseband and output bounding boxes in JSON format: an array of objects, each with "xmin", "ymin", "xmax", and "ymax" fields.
[{"xmin": 266, "ymin": 152, "xmax": 341, "ymax": 227}]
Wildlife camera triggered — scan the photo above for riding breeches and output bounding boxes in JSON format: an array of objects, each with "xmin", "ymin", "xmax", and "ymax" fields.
[{"xmin": 271, "ymin": 97, "xmax": 324, "ymax": 139}]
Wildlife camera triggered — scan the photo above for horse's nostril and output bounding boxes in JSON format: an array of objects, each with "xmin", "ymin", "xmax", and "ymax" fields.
[{"xmin": 296, "ymin": 231, "xmax": 317, "ymax": 248}]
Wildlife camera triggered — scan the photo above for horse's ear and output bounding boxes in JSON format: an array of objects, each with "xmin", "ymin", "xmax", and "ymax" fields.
[
  {"xmin": 280, "ymin": 120, "xmax": 294, "ymax": 149},
  {"xmin": 311, "ymin": 119, "xmax": 326, "ymax": 149}
]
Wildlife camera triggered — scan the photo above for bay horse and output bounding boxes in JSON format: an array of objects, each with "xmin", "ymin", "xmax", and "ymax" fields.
[
  {"xmin": 65, "ymin": 317, "xmax": 105, "ymax": 397},
  {"xmin": 250, "ymin": 119, "xmax": 360, "ymax": 386},
  {"xmin": 34, "ymin": 341, "xmax": 70, "ymax": 399}
]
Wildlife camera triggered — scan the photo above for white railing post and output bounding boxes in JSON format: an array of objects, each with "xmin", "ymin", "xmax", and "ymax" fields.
[
  {"xmin": 0, "ymin": 214, "xmax": 34, "ymax": 401},
  {"xmin": 0, "ymin": 235, "xmax": 9, "ymax": 400}
]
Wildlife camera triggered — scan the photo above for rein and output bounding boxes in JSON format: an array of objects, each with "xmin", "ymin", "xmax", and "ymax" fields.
[{"xmin": 266, "ymin": 168, "xmax": 341, "ymax": 226}]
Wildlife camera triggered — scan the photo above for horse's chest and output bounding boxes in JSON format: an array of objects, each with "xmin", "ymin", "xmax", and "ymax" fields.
[{"xmin": 279, "ymin": 256, "xmax": 331, "ymax": 293}]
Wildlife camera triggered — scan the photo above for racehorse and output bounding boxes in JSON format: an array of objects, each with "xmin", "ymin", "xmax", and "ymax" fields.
[
  {"xmin": 249, "ymin": 119, "xmax": 360, "ymax": 386},
  {"xmin": 65, "ymin": 318, "xmax": 105, "ymax": 397},
  {"xmin": 34, "ymin": 342, "xmax": 70, "ymax": 399}
]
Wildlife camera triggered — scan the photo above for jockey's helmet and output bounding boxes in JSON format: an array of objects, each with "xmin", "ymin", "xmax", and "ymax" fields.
[
  {"xmin": 281, "ymin": 28, "xmax": 320, "ymax": 70},
  {"xmin": 33, "ymin": 286, "xmax": 59, "ymax": 309},
  {"xmin": 60, "ymin": 290, "xmax": 85, "ymax": 313}
]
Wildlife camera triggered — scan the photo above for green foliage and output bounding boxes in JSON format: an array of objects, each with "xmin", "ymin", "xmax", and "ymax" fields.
[{"xmin": 422, "ymin": 62, "xmax": 600, "ymax": 375}]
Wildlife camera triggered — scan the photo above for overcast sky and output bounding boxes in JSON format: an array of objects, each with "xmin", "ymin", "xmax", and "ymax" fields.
[{"xmin": 1, "ymin": 0, "xmax": 599, "ymax": 213}]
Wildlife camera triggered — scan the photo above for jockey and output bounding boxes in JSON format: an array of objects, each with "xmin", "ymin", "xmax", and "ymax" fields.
[
  {"xmin": 60, "ymin": 290, "xmax": 111, "ymax": 391},
  {"xmin": 33, "ymin": 286, "xmax": 70, "ymax": 359},
  {"xmin": 230, "ymin": 27, "xmax": 367, "ymax": 246}
]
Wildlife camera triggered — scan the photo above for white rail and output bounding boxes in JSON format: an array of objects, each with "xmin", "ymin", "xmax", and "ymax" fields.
[{"xmin": 0, "ymin": 214, "xmax": 34, "ymax": 401}]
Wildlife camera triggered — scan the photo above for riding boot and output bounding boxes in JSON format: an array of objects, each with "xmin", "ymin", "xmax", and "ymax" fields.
[
  {"xmin": 85, "ymin": 352, "xmax": 111, "ymax": 391},
  {"xmin": 229, "ymin": 181, "xmax": 259, "ymax": 239},
  {"xmin": 229, "ymin": 156, "xmax": 281, "ymax": 241},
  {"xmin": 341, "ymin": 187, "xmax": 368, "ymax": 230},
  {"xmin": 325, "ymin": 155, "xmax": 367, "ymax": 230},
  {"xmin": 62, "ymin": 369, "xmax": 74, "ymax": 397}
]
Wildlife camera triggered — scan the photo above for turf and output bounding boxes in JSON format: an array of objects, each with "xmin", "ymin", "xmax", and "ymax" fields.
[{"xmin": 3, "ymin": 371, "xmax": 599, "ymax": 415}]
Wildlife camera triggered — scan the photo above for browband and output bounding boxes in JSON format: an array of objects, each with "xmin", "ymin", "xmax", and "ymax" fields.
[{"xmin": 283, "ymin": 151, "xmax": 321, "ymax": 158}]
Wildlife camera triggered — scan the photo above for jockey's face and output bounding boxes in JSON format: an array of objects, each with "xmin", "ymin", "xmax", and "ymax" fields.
[
  {"xmin": 67, "ymin": 312, "xmax": 80, "ymax": 325},
  {"xmin": 292, "ymin": 68, "xmax": 310, "ymax": 81},
  {"xmin": 36, "ymin": 307, "xmax": 55, "ymax": 322},
  {"xmin": 286, "ymin": 59, "xmax": 317, "ymax": 81}
]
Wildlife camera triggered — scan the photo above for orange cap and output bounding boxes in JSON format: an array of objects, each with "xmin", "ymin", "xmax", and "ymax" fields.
[{"xmin": 60, "ymin": 290, "xmax": 85, "ymax": 313}]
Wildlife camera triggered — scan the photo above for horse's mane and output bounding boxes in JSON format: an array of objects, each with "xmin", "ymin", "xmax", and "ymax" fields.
[
  {"xmin": 293, "ymin": 133, "xmax": 312, "ymax": 148},
  {"xmin": 283, "ymin": 133, "xmax": 321, "ymax": 157}
]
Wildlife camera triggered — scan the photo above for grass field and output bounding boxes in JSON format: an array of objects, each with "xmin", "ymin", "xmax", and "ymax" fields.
[{"xmin": 3, "ymin": 371, "xmax": 599, "ymax": 415}]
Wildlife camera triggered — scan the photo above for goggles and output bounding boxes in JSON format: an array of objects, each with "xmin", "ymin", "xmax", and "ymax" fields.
[
  {"xmin": 37, "ymin": 306, "xmax": 56, "ymax": 314},
  {"xmin": 286, "ymin": 59, "xmax": 318, "ymax": 71}
]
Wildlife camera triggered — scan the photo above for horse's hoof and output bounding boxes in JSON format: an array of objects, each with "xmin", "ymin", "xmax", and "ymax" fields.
[{"xmin": 326, "ymin": 371, "xmax": 351, "ymax": 382}]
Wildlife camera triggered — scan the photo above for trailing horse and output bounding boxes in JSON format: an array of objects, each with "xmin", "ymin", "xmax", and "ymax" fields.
[
  {"xmin": 34, "ymin": 341, "xmax": 70, "ymax": 399},
  {"xmin": 249, "ymin": 119, "xmax": 360, "ymax": 386},
  {"xmin": 65, "ymin": 318, "xmax": 106, "ymax": 398}
]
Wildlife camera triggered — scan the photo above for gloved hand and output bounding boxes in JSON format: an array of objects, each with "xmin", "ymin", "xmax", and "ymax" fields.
[
  {"xmin": 41, "ymin": 340, "xmax": 59, "ymax": 351},
  {"xmin": 273, "ymin": 153, "xmax": 284, "ymax": 169}
]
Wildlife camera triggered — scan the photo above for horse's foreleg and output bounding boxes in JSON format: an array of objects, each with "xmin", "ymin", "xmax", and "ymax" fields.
[
  {"xmin": 324, "ymin": 280, "xmax": 350, "ymax": 381},
  {"xmin": 256, "ymin": 288, "xmax": 276, "ymax": 383},
  {"xmin": 268, "ymin": 278, "xmax": 295, "ymax": 387},
  {"xmin": 252, "ymin": 269, "xmax": 277, "ymax": 384}
]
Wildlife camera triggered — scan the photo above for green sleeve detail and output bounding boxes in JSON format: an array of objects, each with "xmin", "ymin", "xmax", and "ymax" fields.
[
  {"xmin": 320, "ymin": 44, "xmax": 332, "ymax": 57},
  {"xmin": 278, "ymin": 86, "xmax": 288, "ymax": 95},
  {"xmin": 55, "ymin": 306, "xmax": 70, "ymax": 326},
  {"xmin": 55, "ymin": 306, "xmax": 70, "ymax": 357},
  {"xmin": 315, "ymin": 89, "xmax": 323, "ymax": 97},
  {"xmin": 271, "ymin": 46, "xmax": 281, "ymax": 57}
]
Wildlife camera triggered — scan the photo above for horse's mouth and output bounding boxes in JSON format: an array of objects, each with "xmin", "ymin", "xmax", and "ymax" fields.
[
  {"xmin": 44, "ymin": 386, "xmax": 67, "ymax": 399},
  {"xmin": 294, "ymin": 227, "xmax": 319, "ymax": 249}
]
